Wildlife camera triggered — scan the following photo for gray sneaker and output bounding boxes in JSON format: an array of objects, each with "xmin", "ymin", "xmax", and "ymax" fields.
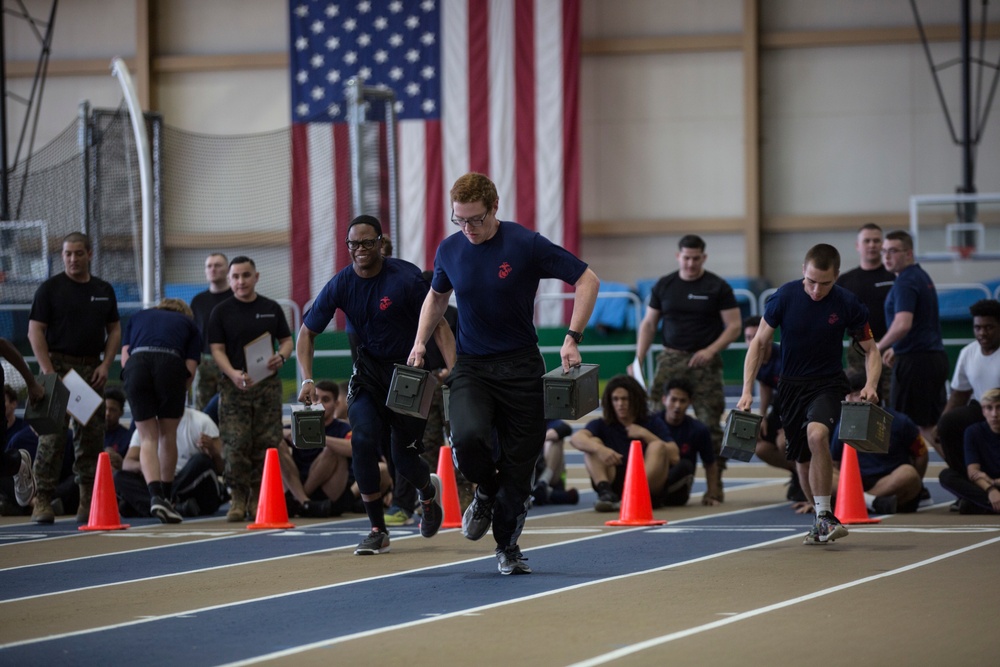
[
  {"xmin": 496, "ymin": 545, "xmax": 532, "ymax": 575},
  {"xmin": 462, "ymin": 490, "xmax": 495, "ymax": 541},
  {"xmin": 13, "ymin": 449, "xmax": 35, "ymax": 506},
  {"xmin": 355, "ymin": 528, "xmax": 390, "ymax": 555}
]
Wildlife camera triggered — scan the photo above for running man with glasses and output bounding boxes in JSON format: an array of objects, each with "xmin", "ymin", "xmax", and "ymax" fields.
[
  {"xmin": 296, "ymin": 215, "xmax": 455, "ymax": 556},
  {"xmin": 409, "ymin": 172, "xmax": 600, "ymax": 575}
]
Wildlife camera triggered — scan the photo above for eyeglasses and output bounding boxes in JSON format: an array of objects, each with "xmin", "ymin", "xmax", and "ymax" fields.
[
  {"xmin": 450, "ymin": 211, "xmax": 489, "ymax": 228},
  {"xmin": 881, "ymin": 247, "xmax": 905, "ymax": 256},
  {"xmin": 346, "ymin": 236, "xmax": 382, "ymax": 250}
]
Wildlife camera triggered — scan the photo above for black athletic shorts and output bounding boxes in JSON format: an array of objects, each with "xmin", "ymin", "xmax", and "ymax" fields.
[
  {"xmin": 123, "ymin": 351, "xmax": 189, "ymax": 421},
  {"xmin": 778, "ymin": 373, "xmax": 848, "ymax": 463}
]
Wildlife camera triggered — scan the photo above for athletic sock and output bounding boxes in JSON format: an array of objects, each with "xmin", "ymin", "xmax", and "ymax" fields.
[
  {"xmin": 163, "ymin": 481, "xmax": 173, "ymax": 500},
  {"xmin": 148, "ymin": 481, "xmax": 165, "ymax": 500},
  {"xmin": 863, "ymin": 492, "xmax": 876, "ymax": 509},
  {"xmin": 363, "ymin": 499, "xmax": 387, "ymax": 533},
  {"xmin": 418, "ymin": 481, "xmax": 436, "ymax": 502},
  {"xmin": 596, "ymin": 480, "xmax": 612, "ymax": 495},
  {"xmin": 814, "ymin": 495, "xmax": 832, "ymax": 516}
]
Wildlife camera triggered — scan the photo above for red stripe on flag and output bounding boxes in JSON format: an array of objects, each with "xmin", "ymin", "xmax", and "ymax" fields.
[
  {"xmin": 468, "ymin": 0, "xmax": 490, "ymax": 173},
  {"xmin": 515, "ymin": 0, "xmax": 536, "ymax": 231},
  {"xmin": 290, "ymin": 123, "xmax": 312, "ymax": 309},
  {"xmin": 425, "ymin": 119, "xmax": 444, "ymax": 271},
  {"xmin": 562, "ymin": 0, "xmax": 581, "ymax": 257},
  {"xmin": 333, "ymin": 123, "xmax": 352, "ymax": 330}
]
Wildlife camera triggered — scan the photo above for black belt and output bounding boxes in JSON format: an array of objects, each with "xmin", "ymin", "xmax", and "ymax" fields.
[
  {"xmin": 131, "ymin": 346, "xmax": 181, "ymax": 358},
  {"xmin": 49, "ymin": 352, "xmax": 101, "ymax": 365}
]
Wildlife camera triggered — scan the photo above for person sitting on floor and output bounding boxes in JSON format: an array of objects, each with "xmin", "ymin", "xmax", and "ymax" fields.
[
  {"xmin": 655, "ymin": 378, "xmax": 720, "ymax": 506},
  {"xmin": 531, "ymin": 420, "xmax": 580, "ymax": 506},
  {"xmin": 571, "ymin": 374, "xmax": 678, "ymax": 512},
  {"xmin": 939, "ymin": 387, "xmax": 1000, "ymax": 515},
  {"xmin": 829, "ymin": 370, "xmax": 926, "ymax": 515}
]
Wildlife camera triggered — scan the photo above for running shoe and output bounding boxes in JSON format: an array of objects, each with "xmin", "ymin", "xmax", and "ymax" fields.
[
  {"xmin": 150, "ymin": 496, "xmax": 183, "ymax": 524},
  {"xmin": 384, "ymin": 505, "xmax": 414, "ymax": 526},
  {"xmin": 13, "ymin": 449, "xmax": 35, "ymax": 506},
  {"xmin": 419, "ymin": 473, "xmax": 443, "ymax": 538},
  {"xmin": 594, "ymin": 489, "xmax": 621, "ymax": 513},
  {"xmin": 462, "ymin": 490, "xmax": 495, "ymax": 541},
  {"xmin": 803, "ymin": 511, "xmax": 849, "ymax": 545},
  {"xmin": 355, "ymin": 528, "xmax": 390, "ymax": 555},
  {"xmin": 496, "ymin": 544, "xmax": 532, "ymax": 575}
]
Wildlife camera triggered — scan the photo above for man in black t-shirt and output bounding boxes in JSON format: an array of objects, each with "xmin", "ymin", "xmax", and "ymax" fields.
[
  {"xmin": 633, "ymin": 234, "xmax": 741, "ymax": 503},
  {"xmin": 207, "ymin": 256, "xmax": 293, "ymax": 522},
  {"xmin": 836, "ymin": 223, "xmax": 894, "ymax": 401},
  {"xmin": 189, "ymin": 253, "xmax": 233, "ymax": 410},
  {"xmin": 27, "ymin": 232, "xmax": 121, "ymax": 524}
]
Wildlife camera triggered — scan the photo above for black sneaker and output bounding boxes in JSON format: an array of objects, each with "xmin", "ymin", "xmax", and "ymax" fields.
[
  {"xmin": 917, "ymin": 486, "xmax": 934, "ymax": 508},
  {"xmin": 355, "ymin": 528, "xmax": 390, "ymax": 555},
  {"xmin": 462, "ymin": 490, "xmax": 495, "ymax": 541},
  {"xmin": 870, "ymin": 495, "xmax": 898, "ymax": 515},
  {"xmin": 150, "ymin": 496, "xmax": 183, "ymax": 524},
  {"xmin": 496, "ymin": 545, "xmax": 532, "ymax": 575},
  {"xmin": 594, "ymin": 489, "xmax": 620, "ymax": 513},
  {"xmin": 786, "ymin": 471, "xmax": 807, "ymax": 502},
  {"xmin": 419, "ymin": 474, "xmax": 443, "ymax": 538},
  {"xmin": 531, "ymin": 480, "xmax": 551, "ymax": 505}
]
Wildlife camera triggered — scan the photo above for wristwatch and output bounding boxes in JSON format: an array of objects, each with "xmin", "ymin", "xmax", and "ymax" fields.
[{"xmin": 566, "ymin": 329, "xmax": 584, "ymax": 344}]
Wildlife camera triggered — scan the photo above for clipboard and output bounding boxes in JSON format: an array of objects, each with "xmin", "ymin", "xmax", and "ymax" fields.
[
  {"xmin": 61, "ymin": 368, "xmax": 103, "ymax": 425},
  {"xmin": 243, "ymin": 332, "xmax": 275, "ymax": 384}
]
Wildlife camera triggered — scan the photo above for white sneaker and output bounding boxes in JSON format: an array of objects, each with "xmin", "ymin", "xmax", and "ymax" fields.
[{"xmin": 13, "ymin": 450, "xmax": 36, "ymax": 506}]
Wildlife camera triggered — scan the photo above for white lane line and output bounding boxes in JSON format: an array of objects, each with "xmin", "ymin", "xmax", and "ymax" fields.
[{"xmin": 567, "ymin": 535, "xmax": 1000, "ymax": 667}]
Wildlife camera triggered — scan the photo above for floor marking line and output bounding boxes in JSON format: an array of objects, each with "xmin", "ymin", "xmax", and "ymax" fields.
[{"xmin": 566, "ymin": 535, "xmax": 1000, "ymax": 667}]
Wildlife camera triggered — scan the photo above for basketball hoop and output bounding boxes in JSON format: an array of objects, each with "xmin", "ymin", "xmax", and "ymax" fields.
[{"xmin": 951, "ymin": 246, "xmax": 976, "ymax": 259}]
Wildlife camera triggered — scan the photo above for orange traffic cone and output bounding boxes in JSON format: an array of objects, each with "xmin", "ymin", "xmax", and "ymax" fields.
[
  {"xmin": 436, "ymin": 445, "xmax": 463, "ymax": 528},
  {"xmin": 835, "ymin": 444, "xmax": 880, "ymax": 525},
  {"xmin": 248, "ymin": 448, "xmax": 295, "ymax": 530},
  {"xmin": 79, "ymin": 451, "xmax": 129, "ymax": 531},
  {"xmin": 606, "ymin": 440, "xmax": 666, "ymax": 527}
]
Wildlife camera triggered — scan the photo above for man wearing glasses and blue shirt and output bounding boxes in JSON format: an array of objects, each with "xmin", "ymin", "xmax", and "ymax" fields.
[
  {"xmin": 296, "ymin": 215, "xmax": 456, "ymax": 556},
  {"xmin": 408, "ymin": 172, "xmax": 600, "ymax": 576}
]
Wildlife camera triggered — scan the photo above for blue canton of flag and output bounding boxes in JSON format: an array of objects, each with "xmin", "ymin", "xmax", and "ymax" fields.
[{"xmin": 289, "ymin": 0, "xmax": 441, "ymax": 122}]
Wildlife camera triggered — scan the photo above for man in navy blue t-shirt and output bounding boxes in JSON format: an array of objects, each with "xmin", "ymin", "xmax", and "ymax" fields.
[
  {"xmin": 739, "ymin": 244, "xmax": 882, "ymax": 546},
  {"xmin": 409, "ymin": 172, "xmax": 600, "ymax": 576},
  {"xmin": 297, "ymin": 215, "xmax": 455, "ymax": 556}
]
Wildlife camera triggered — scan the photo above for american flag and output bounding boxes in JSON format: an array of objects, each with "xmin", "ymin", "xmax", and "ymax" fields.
[{"xmin": 289, "ymin": 0, "xmax": 581, "ymax": 325}]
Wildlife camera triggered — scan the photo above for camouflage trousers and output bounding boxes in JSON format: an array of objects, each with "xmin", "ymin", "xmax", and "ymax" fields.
[
  {"xmin": 194, "ymin": 356, "xmax": 221, "ymax": 410},
  {"xmin": 844, "ymin": 345, "xmax": 890, "ymax": 405},
  {"xmin": 650, "ymin": 348, "xmax": 725, "ymax": 456},
  {"xmin": 33, "ymin": 356, "xmax": 106, "ymax": 494},
  {"xmin": 218, "ymin": 373, "xmax": 284, "ymax": 493}
]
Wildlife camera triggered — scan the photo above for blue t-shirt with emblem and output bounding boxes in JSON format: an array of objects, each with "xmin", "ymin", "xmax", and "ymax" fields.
[
  {"xmin": 432, "ymin": 221, "xmax": 588, "ymax": 356},
  {"xmin": 884, "ymin": 263, "xmax": 944, "ymax": 355},
  {"xmin": 764, "ymin": 281, "xmax": 870, "ymax": 379},
  {"xmin": 304, "ymin": 258, "xmax": 428, "ymax": 363}
]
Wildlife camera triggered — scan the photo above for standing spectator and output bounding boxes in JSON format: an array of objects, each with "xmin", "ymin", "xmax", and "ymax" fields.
[
  {"xmin": 409, "ymin": 172, "xmax": 599, "ymax": 575},
  {"xmin": 836, "ymin": 223, "xmax": 895, "ymax": 401},
  {"xmin": 936, "ymin": 300, "xmax": 1000, "ymax": 474},
  {"xmin": 208, "ymin": 256, "xmax": 293, "ymax": 522},
  {"xmin": 103, "ymin": 388, "xmax": 132, "ymax": 469},
  {"xmin": 939, "ymin": 387, "xmax": 1000, "ymax": 514},
  {"xmin": 121, "ymin": 298, "xmax": 202, "ymax": 523},
  {"xmin": 738, "ymin": 244, "xmax": 881, "ymax": 545},
  {"xmin": 297, "ymin": 216, "xmax": 452, "ymax": 555},
  {"xmin": 571, "ymin": 375, "xmax": 676, "ymax": 513},
  {"xmin": 877, "ymin": 230, "xmax": 949, "ymax": 455},
  {"xmin": 633, "ymin": 234, "xmax": 741, "ymax": 502},
  {"xmin": 657, "ymin": 378, "xmax": 720, "ymax": 506},
  {"xmin": 189, "ymin": 253, "xmax": 232, "ymax": 410},
  {"xmin": 115, "ymin": 405, "xmax": 226, "ymax": 518},
  {"xmin": 1, "ymin": 341, "xmax": 45, "ymax": 512},
  {"xmin": 27, "ymin": 232, "xmax": 121, "ymax": 524}
]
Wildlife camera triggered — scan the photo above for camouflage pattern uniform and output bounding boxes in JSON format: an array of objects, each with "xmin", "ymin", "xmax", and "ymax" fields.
[
  {"xmin": 650, "ymin": 348, "xmax": 726, "ymax": 457},
  {"xmin": 194, "ymin": 355, "xmax": 221, "ymax": 410},
  {"xmin": 218, "ymin": 373, "xmax": 284, "ymax": 499},
  {"xmin": 34, "ymin": 354, "xmax": 105, "ymax": 497}
]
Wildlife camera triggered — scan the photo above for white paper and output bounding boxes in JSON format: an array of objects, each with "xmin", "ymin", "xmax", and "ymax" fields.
[
  {"xmin": 243, "ymin": 332, "xmax": 275, "ymax": 384},
  {"xmin": 630, "ymin": 358, "xmax": 647, "ymax": 392},
  {"xmin": 61, "ymin": 368, "xmax": 103, "ymax": 425}
]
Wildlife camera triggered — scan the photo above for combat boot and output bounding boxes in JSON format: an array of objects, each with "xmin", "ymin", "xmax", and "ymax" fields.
[
  {"xmin": 247, "ymin": 488, "xmax": 259, "ymax": 520},
  {"xmin": 76, "ymin": 484, "xmax": 93, "ymax": 523},
  {"xmin": 32, "ymin": 492, "xmax": 55, "ymax": 524},
  {"xmin": 226, "ymin": 488, "xmax": 248, "ymax": 522}
]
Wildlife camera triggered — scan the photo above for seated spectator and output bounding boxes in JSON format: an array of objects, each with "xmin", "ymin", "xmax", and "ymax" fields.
[
  {"xmin": 571, "ymin": 375, "xmax": 678, "ymax": 512},
  {"xmin": 1, "ymin": 339, "xmax": 45, "ymax": 515},
  {"xmin": 655, "ymin": 378, "xmax": 720, "ymax": 506},
  {"xmin": 936, "ymin": 300, "xmax": 1000, "ymax": 479},
  {"xmin": 114, "ymin": 406, "xmax": 226, "ymax": 518},
  {"xmin": 279, "ymin": 380, "xmax": 368, "ymax": 518},
  {"xmin": 830, "ymin": 371, "xmax": 925, "ymax": 514},
  {"xmin": 103, "ymin": 387, "xmax": 133, "ymax": 469},
  {"xmin": 203, "ymin": 392, "xmax": 220, "ymax": 426},
  {"xmin": 743, "ymin": 316, "xmax": 806, "ymax": 504},
  {"xmin": 531, "ymin": 420, "xmax": 580, "ymax": 506},
  {"xmin": 939, "ymin": 387, "xmax": 1000, "ymax": 515}
]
